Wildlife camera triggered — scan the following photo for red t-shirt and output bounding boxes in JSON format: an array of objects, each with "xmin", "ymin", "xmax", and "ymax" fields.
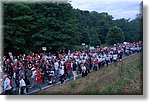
[
  {"xmin": 94, "ymin": 61, "xmax": 98, "ymax": 65},
  {"xmin": 36, "ymin": 73, "xmax": 42, "ymax": 83},
  {"xmin": 67, "ymin": 62, "xmax": 71, "ymax": 70}
]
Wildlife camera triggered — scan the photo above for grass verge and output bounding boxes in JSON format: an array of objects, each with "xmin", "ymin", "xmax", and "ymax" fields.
[{"xmin": 33, "ymin": 53, "xmax": 143, "ymax": 95}]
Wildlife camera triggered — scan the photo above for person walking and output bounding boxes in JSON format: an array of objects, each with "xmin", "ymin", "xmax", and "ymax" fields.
[
  {"xmin": 24, "ymin": 73, "xmax": 30, "ymax": 93},
  {"xmin": 3, "ymin": 75, "xmax": 12, "ymax": 95},
  {"xmin": 30, "ymin": 67, "xmax": 36, "ymax": 88},
  {"xmin": 35, "ymin": 70, "xmax": 43, "ymax": 90},
  {"xmin": 19, "ymin": 76, "xmax": 26, "ymax": 95},
  {"xmin": 66, "ymin": 61, "xmax": 71, "ymax": 78},
  {"xmin": 72, "ymin": 60, "xmax": 77, "ymax": 80},
  {"xmin": 98, "ymin": 56, "xmax": 102, "ymax": 69},
  {"xmin": 113, "ymin": 53, "xmax": 118, "ymax": 62},
  {"xmin": 54, "ymin": 60, "xmax": 59, "ymax": 81},
  {"xmin": 93, "ymin": 59, "xmax": 98, "ymax": 71},
  {"xmin": 105, "ymin": 55, "xmax": 110, "ymax": 66},
  {"xmin": 81, "ymin": 63, "xmax": 87, "ymax": 77},
  {"xmin": 46, "ymin": 66, "xmax": 54, "ymax": 85},
  {"xmin": 59, "ymin": 66, "xmax": 65, "ymax": 84}
]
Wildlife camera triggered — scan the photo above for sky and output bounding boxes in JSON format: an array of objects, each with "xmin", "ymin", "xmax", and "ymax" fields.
[
  {"xmin": 70, "ymin": 0, "xmax": 143, "ymax": 20},
  {"xmin": 2, "ymin": 0, "xmax": 142, "ymax": 20}
]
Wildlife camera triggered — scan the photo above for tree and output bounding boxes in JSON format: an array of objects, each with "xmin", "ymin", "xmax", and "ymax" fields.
[
  {"xmin": 3, "ymin": 2, "xmax": 141, "ymax": 55},
  {"xmin": 112, "ymin": 15, "xmax": 142, "ymax": 42},
  {"xmin": 3, "ymin": 3, "xmax": 34, "ymax": 54},
  {"xmin": 127, "ymin": 14, "xmax": 142, "ymax": 42},
  {"xmin": 106, "ymin": 26, "xmax": 125, "ymax": 45},
  {"xmin": 3, "ymin": 3, "xmax": 81, "ymax": 54}
]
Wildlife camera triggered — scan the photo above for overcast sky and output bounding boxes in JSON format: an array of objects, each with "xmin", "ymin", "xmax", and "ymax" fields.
[{"xmin": 70, "ymin": 0, "xmax": 142, "ymax": 20}]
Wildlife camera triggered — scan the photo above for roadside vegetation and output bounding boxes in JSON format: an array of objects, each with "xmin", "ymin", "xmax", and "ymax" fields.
[{"xmin": 34, "ymin": 53, "xmax": 143, "ymax": 95}]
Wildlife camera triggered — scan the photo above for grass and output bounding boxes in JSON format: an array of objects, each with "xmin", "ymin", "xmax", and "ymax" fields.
[{"xmin": 33, "ymin": 53, "xmax": 143, "ymax": 95}]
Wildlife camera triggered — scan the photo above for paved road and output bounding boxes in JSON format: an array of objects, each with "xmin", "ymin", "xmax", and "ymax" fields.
[
  {"xmin": 26, "ymin": 54, "xmax": 138, "ymax": 95},
  {"xmin": 12, "ymin": 76, "xmax": 76, "ymax": 95},
  {"xmin": 2, "ymin": 53, "xmax": 140, "ymax": 95}
]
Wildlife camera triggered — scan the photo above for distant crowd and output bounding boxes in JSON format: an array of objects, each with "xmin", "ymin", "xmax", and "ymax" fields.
[{"xmin": 1, "ymin": 42, "xmax": 143, "ymax": 95}]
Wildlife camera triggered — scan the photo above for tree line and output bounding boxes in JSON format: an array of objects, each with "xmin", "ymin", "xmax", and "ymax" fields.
[{"xmin": 3, "ymin": 2, "xmax": 143, "ymax": 55}]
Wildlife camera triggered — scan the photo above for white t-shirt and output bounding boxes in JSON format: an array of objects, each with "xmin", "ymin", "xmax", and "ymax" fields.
[
  {"xmin": 110, "ymin": 51, "xmax": 113, "ymax": 54},
  {"xmin": 3, "ymin": 78, "xmax": 12, "ymax": 91},
  {"xmin": 53, "ymin": 56, "xmax": 56, "ymax": 59},
  {"xmin": 20, "ymin": 79, "xmax": 26, "ymax": 87},
  {"xmin": 109, "ymin": 54, "xmax": 113, "ymax": 59},
  {"xmin": 74, "ymin": 56, "xmax": 77, "ymax": 59},
  {"xmin": 100, "ymin": 57, "xmax": 103, "ymax": 62},
  {"xmin": 102, "ymin": 57, "xmax": 105, "ymax": 61},
  {"xmin": 113, "ymin": 47, "xmax": 116, "ymax": 51},
  {"xmin": 104, "ymin": 54, "xmax": 107, "ymax": 58},
  {"xmin": 31, "ymin": 70, "xmax": 36, "ymax": 79},
  {"xmin": 59, "ymin": 69, "xmax": 64, "ymax": 75},
  {"xmin": 61, "ymin": 65, "xmax": 64, "ymax": 70},
  {"xmin": 106, "ymin": 56, "xmax": 110, "ymax": 61},
  {"xmin": 54, "ymin": 62, "xmax": 59, "ymax": 70},
  {"xmin": 80, "ymin": 55, "xmax": 83, "ymax": 59},
  {"xmin": 82, "ymin": 59, "xmax": 86, "ymax": 64},
  {"xmin": 61, "ymin": 60, "xmax": 64, "ymax": 65},
  {"xmin": 81, "ymin": 66, "xmax": 86, "ymax": 72},
  {"xmin": 113, "ymin": 54, "xmax": 118, "ymax": 60},
  {"xmin": 71, "ymin": 62, "xmax": 73, "ymax": 68}
]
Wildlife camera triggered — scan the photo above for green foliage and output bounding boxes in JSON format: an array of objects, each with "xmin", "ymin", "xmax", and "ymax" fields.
[
  {"xmin": 106, "ymin": 26, "xmax": 125, "ymax": 45},
  {"xmin": 103, "ymin": 57, "xmax": 142, "ymax": 95},
  {"xmin": 3, "ymin": 2, "xmax": 142, "ymax": 55},
  {"xmin": 112, "ymin": 16, "xmax": 142, "ymax": 42}
]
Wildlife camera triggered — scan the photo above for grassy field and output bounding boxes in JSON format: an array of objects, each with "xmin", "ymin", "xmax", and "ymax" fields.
[{"xmin": 34, "ymin": 53, "xmax": 143, "ymax": 95}]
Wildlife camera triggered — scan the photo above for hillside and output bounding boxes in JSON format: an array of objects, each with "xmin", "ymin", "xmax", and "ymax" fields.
[{"xmin": 34, "ymin": 53, "xmax": 143, "ymax": 95}]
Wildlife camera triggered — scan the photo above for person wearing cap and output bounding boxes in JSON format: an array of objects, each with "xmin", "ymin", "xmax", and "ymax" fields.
[{"xmin": 3, "ymin": 75, "xmax": 12, "ymax": 95}]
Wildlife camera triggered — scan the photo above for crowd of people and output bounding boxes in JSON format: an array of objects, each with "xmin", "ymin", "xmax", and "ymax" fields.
[{"xmin": 1, "ymin": 42, "xmax": 143, "ymax": 95}]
